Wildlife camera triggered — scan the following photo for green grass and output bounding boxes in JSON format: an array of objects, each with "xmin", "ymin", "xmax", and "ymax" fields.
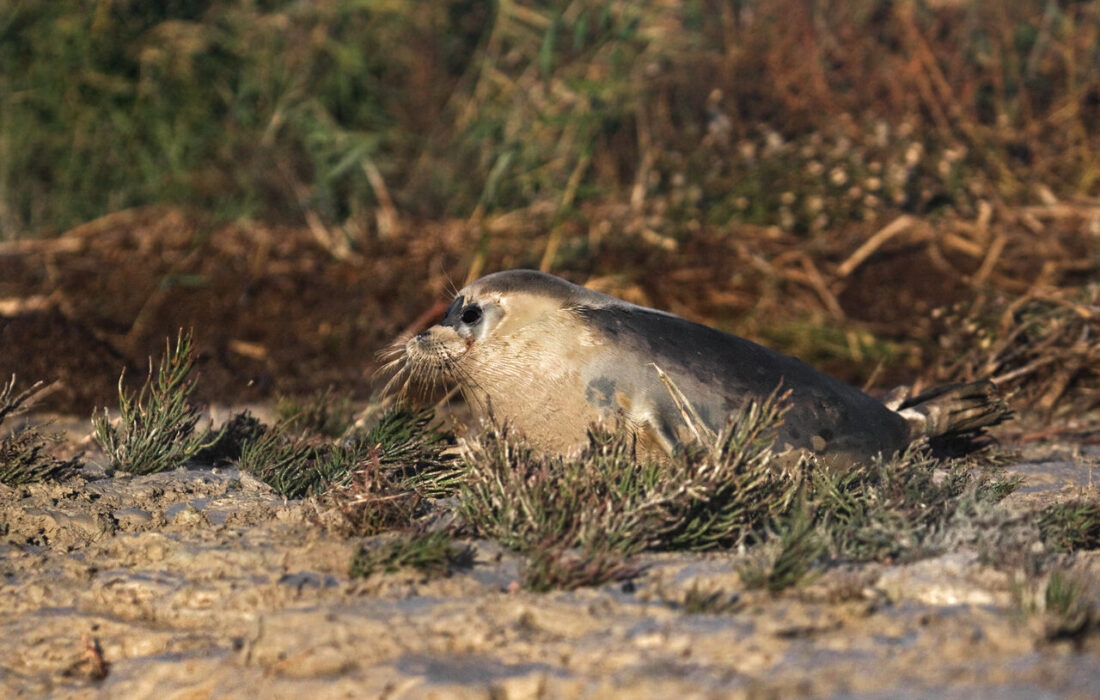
[
  {"xmin": 92, "ymin": 330, "xmax": 216, "ymax": 474},
  {"xmin": 0, "ymin": 1, "xmax": 485, "ymax": 234},
  {"xmin": 3, "ymin": 1, "xmax": 1095, "ymax": 237}
]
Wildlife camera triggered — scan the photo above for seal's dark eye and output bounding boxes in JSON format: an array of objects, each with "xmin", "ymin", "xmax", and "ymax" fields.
[{"xmin": 460, "ymin": 305, "xmax": 482, "ymax": 324}]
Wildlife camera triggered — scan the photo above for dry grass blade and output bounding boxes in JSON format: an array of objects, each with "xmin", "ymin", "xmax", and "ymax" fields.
[{"xmin": 652, "ymin": 363, "xmax": 715, "ymax": 448}]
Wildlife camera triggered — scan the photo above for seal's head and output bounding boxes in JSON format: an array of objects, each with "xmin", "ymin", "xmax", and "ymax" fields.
[{"xmin": 391, "ymin": 270, "xmax": 615, "ymax": 410}]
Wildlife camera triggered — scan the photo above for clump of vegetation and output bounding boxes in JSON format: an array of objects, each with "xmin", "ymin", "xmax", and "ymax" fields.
[
  {"xmin": 457, "ymin": 391, "xmax": 804, "ymax": 590},
  {"xmin": 93, "ymin": 331, "xmax": 215, "ymax": 474},
  {"xmin": 457, "ymin": 424, "xmax": 654, "ymax": 556},
  {"xmin": 521, "ymin": 537, "xmax": 643, "ymax": 593},
  {"xmin": 238, "ymin": 430, "xmax": 357, "ymax": 499},
  {"xmin": 1040, "ymin": 568, "xmax": 1098, "ymax": 643},
  {"xmin": 0, "ymin": 377, "xmax": 79, "ymax": 485},
  {"xmin": 349, "ymin": 531, "xmax": 474, "ymax": 580},
  {"xmin": 360, "ymin": 406, "xmax": 457, "ymax": 496},
  {"xmin": 739, "ymin": 515, "xmax": 824, "ymax": 594},
  {"xmin": 804, "ymin": 444, "xmax": 1019, "ymax": 563},
  {"xmin": 326, "ymin": 447, "xmax": 422, "ymax": 537},
  {"xmin": 728, "ymin": 445, "xmax": 1018, "ymax": 592},
  {"xmin": 653, "ymin": 381, "xmax": 805, "ymax": 550},
  {"xmin": 931, "ymin": 286, "xmax": 1100, "ymax": 416},
  {"xmin": 459, "ymin": 390, "xmax": 796, "ymax": 556},
  {"xmin": 0, "ymin": 427, "xmax": 78, "ymax": 486},
  {"xmin": 1037, "ymin": 499, "xmax": 1100, "ymax": 554},
  {"xmin": 238, "ymin": 403, "xmax": 453, "ymax": 510}
]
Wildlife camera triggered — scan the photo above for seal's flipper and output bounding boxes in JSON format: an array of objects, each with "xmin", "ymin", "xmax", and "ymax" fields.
[{"xmin": 895, "ymin": 380, "xmax": 1011, "ymax": 453}]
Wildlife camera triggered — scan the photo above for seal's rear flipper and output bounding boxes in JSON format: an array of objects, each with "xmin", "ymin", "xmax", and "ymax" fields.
[{"xmin": 894, "ymin": 380, "xmax": 1011, "ymax": 455}]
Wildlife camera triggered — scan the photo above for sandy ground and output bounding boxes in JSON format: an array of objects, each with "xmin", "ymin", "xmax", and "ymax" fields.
[{"xmin": 1, "ymin": 420, "xmax": 1099, "ymax": 699}]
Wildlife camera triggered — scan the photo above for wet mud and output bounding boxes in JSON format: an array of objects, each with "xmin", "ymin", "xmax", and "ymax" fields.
[{"xmin": 2, "ymin": 428, "xmax": 1097, "ymax": 698}]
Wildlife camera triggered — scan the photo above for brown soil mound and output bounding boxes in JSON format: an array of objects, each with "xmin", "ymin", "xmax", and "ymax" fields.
[{"xmin": 1, "ymin": 203, "xmax": 1097, "ymax": 415}]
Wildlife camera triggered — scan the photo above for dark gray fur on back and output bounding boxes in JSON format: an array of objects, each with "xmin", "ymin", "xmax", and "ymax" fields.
[{"xmin": 573, "ymin": 304, "xmax": 911, "ymax": 460}]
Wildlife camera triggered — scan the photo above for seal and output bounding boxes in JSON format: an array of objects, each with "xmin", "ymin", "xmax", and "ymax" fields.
[{"xmin": 390, "ymin": 269, "xmax": 1008, "ymax": 466}]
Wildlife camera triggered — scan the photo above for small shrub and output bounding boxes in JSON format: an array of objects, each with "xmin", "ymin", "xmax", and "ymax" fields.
[
  {"xmin": 358, "ymin": 406, "xmax": 457, "ymax": 495},
  {"xmin": 238, "ymin": 429, "xmax": 356, "ymax": 499},
  {"xmin": 806, "ymin": 444, "xmax": 1019, "ymax": 563},
  {"xmin": 93, "ymin": 331, "xmax": 215, "ymax": 475},
  {"xmin": 651, "ymin": 383, "xmax": 805, "ymax": 550},
  {"xmin": 458, "ymin": 424, "xmax": 660, "ymax": 555},
  {"xmin": 1, "ymin": 424, "xmax": 79, "ymax": 486},
  {"xmin": 327, "ymin": 446, "xmax": 422, "ymax": 537}
]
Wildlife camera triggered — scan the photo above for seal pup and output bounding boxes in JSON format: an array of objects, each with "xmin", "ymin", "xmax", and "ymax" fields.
[{"xmin": 391, "ymin": 269, "xmax": 1008, "ymax": 466}]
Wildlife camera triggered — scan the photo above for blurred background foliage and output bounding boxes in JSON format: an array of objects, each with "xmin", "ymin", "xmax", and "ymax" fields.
[{"xmin": 1, "ymin": 0, "xmax": 1097, "ymax": 239}]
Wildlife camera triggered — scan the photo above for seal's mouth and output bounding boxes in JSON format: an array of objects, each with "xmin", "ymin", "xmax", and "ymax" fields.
[{"xmin": 375, "ymin": 328, "xmax": 472, "ymax": 401}]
